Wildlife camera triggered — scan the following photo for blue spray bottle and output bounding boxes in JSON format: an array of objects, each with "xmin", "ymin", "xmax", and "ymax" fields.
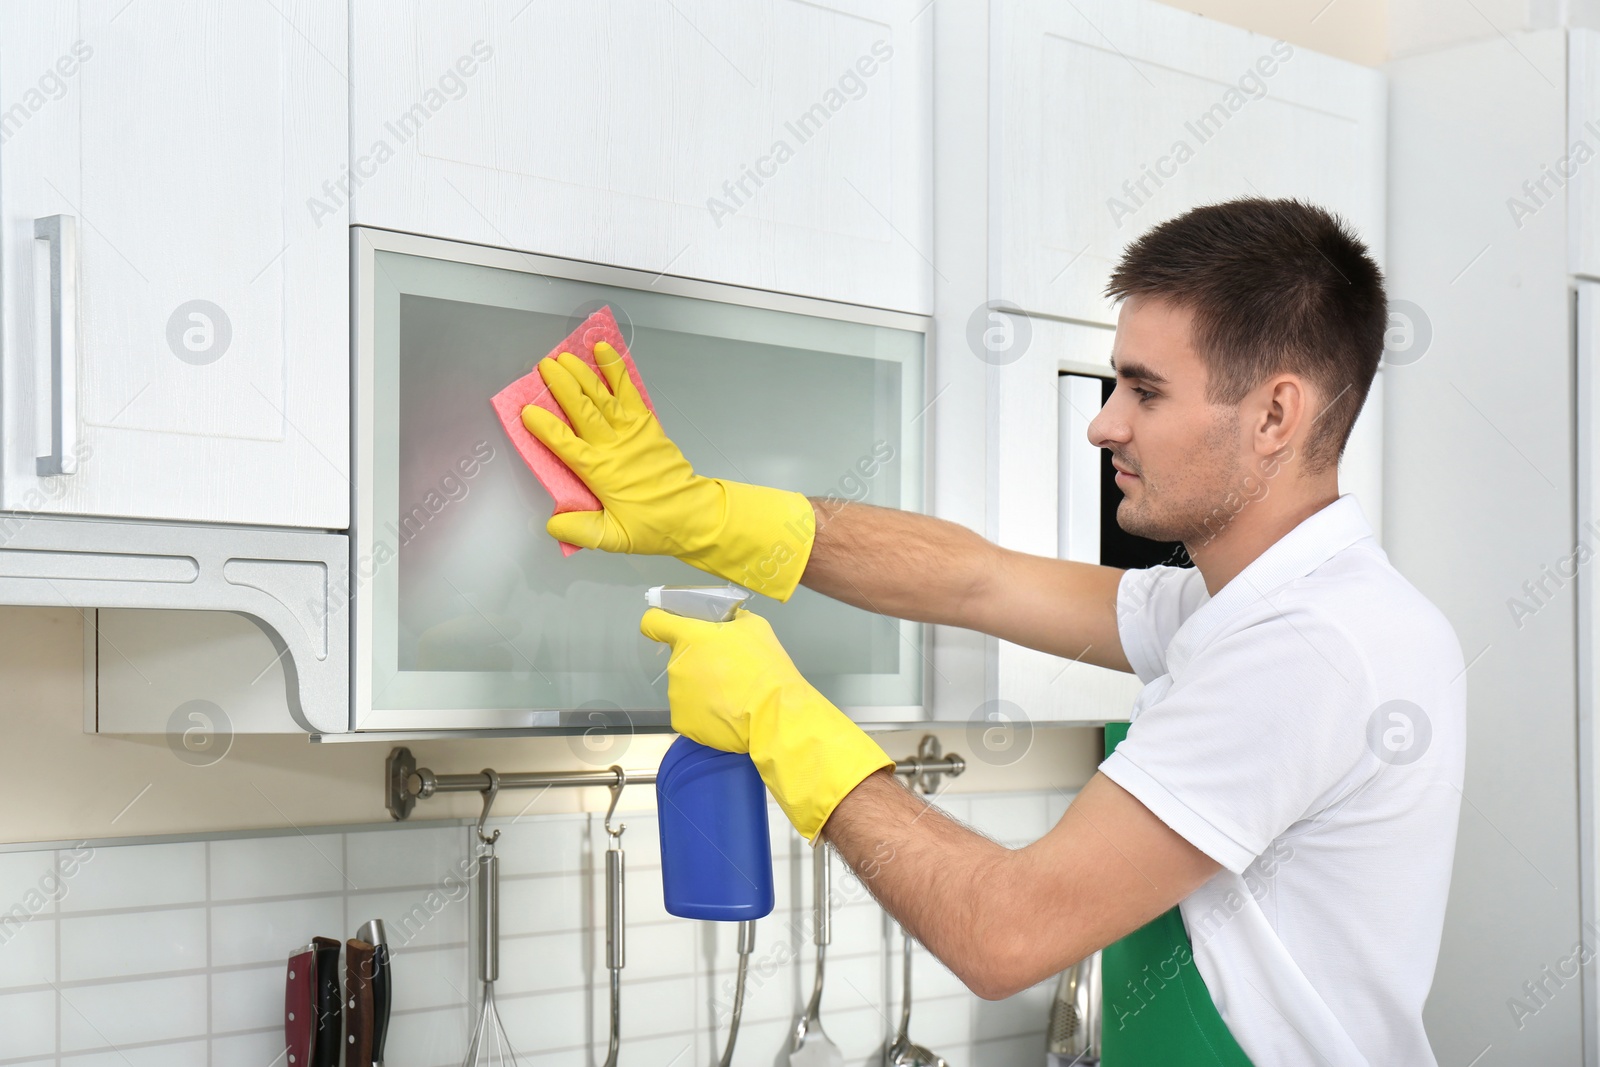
[{"xmin": 647, "ymin": 584, "xmax": 776, "ymax": 921}]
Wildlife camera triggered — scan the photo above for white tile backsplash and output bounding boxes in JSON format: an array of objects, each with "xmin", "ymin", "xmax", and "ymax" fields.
[
  {"xmin": 495, "ymin": 985, "xmax": 590, "ymax": 1053},
  {"xmin": 0, "ymin": 988, "xmax": 57, "ymax": 1060},
  {"xmin": 210, "ymin": 894, "xmax": 346, "ymax": 968},
  {"xmin": 344, "ymin": 823, "xmax": 464, "ymax": 889},
  {"xmin": 969, "ymin": 792, "xmax": 1053, "ymax": 845},
  {"xmin": 60, "ymin": 841, "xmax": 204, "ymax": 912},
  {"xmin": 0, "ymin": 914, "xmax": 56, "ymax": 990},
  {"xmin": 64, "ymin": 1040, "xmax": 209, "ymax": 1067},
  {"xmin": 0, "ymin": 786, "xmax": 1063, "ymax": 1066},
  {"xmin": 496, "ymin": 870, "xmax": 590, "ymax": 937},
  {"xmin": 381, "ymin": 1004, "xmax": 471, "ymax": 1065},
  {"xmin": 60, "ymin": 905, "xmax": 208, "ymax": 982},
  {"xmin": 389, "ymin": 945, "xmax": 474, "ymax": 1012},
  {"xmin": 489, "ymin": 812, "xmax": 591, "ymax": 877},
  {"xmin": 57, "ymin": 973, "xmax": 208, "ymax": 1051},
  {"xmin": 207, "ymin": 962, "xmax": 283, "ymax": 1034},
  {"xmin": 345, "ymin": 886, "xmax": 469, "ymax": 951},
  {"xmin": 209, "ymin": 832, "xmax": 348, "ymax": 900},
  {"xmin": 209, "ymin": 1029, "xmax": 291, "ymax": 1067}
]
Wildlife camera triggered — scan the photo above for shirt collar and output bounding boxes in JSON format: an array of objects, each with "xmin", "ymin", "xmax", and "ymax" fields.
[{"xmin": 1168, "ymin": 493, "xmax": 1375, "ymax": 669}]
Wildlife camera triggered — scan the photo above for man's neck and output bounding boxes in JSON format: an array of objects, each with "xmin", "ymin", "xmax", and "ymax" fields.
[{"xmin": 1185, "ymin": 485, "xmax": 1342, "ymax": 597}]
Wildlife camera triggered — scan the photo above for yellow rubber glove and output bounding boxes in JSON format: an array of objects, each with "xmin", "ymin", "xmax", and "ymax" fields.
[
  {"xmin": 520, "ymin": 344, "xmax": 816, "ymax": 601},
  {"xmin": 640, "ymin": 605, "xmax": 894, "ymax": 843}
]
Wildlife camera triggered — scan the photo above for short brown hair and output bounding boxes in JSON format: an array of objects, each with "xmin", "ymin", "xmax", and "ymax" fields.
[{"xmin": 1105, "ymin": 198, "xmax": 1385, "ymax": 475}]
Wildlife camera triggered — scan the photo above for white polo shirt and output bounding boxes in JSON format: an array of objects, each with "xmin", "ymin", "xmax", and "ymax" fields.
[{"xmin": 1098, "ymin": 493, "xmax": 1465, "ymax": 1066}]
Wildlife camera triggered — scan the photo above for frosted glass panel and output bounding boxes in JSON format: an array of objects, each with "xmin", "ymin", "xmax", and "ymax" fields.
[{"xmin": 365, "ymin": 246, "xmax": 924, "ymax": 722}]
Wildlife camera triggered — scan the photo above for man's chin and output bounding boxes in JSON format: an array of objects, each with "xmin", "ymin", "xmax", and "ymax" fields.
[{"xmin": 1116, "ymin": 501, "xmax": 1177, "ymax": 544}]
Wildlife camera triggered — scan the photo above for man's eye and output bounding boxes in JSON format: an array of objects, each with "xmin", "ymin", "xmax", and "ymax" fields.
[{"xmin": 1132, "ymin": 387, "xmax": 1156, "ymax": 402}]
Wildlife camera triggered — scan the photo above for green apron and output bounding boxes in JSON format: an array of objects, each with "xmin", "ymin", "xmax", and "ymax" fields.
[{"xmin": 1099, "ymin": 722, "xmax": 1254, "ymax": 1066}]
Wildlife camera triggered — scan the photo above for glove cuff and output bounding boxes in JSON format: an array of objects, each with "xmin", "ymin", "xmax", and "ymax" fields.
[
  {"xmin": 678, "ymin": 481, "xmax": 816, "ymax": 602},
  {"xmin": 749, "ymin": 682, "xmax": 894, "ymax": 843}
]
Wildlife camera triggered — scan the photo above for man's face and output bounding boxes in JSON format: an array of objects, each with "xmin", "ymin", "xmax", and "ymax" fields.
[{"xmin": 1087, "ymin": 295, "xmax": 1246, "ymax": 545}]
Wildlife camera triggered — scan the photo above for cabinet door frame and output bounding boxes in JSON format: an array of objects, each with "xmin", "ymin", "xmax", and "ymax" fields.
[
  {"xmin": 0, "ymin": 2, "xmax": 349, "ymax": 529},
  {"xmin": 350, "ymin": 226, "xmax": 936, "ymax": 733}
]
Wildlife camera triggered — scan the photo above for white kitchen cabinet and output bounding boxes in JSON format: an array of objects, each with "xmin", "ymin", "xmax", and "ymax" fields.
[
  {"xmin": 347, "ymin": 0, "xmax": 932, "ymax": 316},
  {"xmin": 0, "ymin": 1, "xmax": 349, "ymax": 528},
  {"xmin": 993, "ymin": 0, "xmax": 1385, "ymax": 326}
]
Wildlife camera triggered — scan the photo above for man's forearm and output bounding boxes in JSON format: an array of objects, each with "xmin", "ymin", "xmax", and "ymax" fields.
[
  {"xmin": 801, "ymin": 499, "xmax": 996, "ymax": 627},
  {"xmin": 820, "ymin": 769, "xmax": 1033, "ymax": 1001}
]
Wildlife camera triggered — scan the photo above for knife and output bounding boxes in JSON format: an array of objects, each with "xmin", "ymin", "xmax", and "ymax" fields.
[
  {"xmin": 345, "ymin": 939, "xmax": 376, "ymax": 1067},
  {"xmin": 356, "ymin": 919, "xmax": 392, "ymax": 1066},
  {"xmin": 311, "ymin": 935, "xmax": 342, "ymax": 1067},
  {"xmin": 285, "ymin": 943, "xmax": 316, "ymax": 1067}
]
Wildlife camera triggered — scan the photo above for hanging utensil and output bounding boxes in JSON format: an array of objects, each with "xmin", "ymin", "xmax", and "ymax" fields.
[
  {"xmin": 462, "ymin": 770, "xmax": 523, "ymax": 1067},
  {"xmin": 718, "ymin": 919, "xmax": 757, "ymax": 1067},
  {"xmin": 601, "ymin": 766, "xmax": 627, "ymax": 1067},
  {"xmin": 886, "ymin": 928, "xmax": 949, "ymax": 1067},
  {"xmin": 1046, "ymin": 951, "xmax": 1101, "ymax": 1065},
  {"xmin": 788, "ymin": 840, "xmax": 844, "ymax": 1067},
  {"xmin": 887, "ymin": 775, "xmax": 948, "ymax": 1067}
]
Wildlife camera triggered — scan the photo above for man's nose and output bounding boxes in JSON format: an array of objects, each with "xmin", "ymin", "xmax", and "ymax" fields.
[{"xmin": 1087, "ymin": 402, "xmax": 1125, "ymax": 450}]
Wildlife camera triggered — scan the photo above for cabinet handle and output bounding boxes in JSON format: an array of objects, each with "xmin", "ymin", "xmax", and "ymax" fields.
[{"xmin": 34, "ymin": 214, "xmax": 77, "ymax": 477}]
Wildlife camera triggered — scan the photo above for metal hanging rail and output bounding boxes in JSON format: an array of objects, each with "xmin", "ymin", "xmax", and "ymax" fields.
[{"xmin": 386, "ymin": 735, "xmax": 966, "ymax": 821}]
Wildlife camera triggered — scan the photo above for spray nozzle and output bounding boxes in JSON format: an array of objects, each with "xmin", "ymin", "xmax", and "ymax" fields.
[{"xmin": 645, "ymin": 584, "xmax": 754, "ymax": 622}]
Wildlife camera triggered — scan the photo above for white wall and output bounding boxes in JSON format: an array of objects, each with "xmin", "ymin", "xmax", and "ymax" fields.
[
  {"xmin": 1153, "ymin": 0, "xmax": 1387, "ymax": 64},
  {"xmin": 1385, "ymin": 27, "xmax": 1583, "ymax": 1067},
  {"xmin": 1156, "ymin": 0, "xmax": 1600, "ymax": 62}
]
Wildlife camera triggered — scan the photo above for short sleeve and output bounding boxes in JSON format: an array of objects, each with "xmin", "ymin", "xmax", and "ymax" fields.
[
  {"xmin": 1117, "ymin": 565, "xmax": 1210, "ymax": 684},
  {"xmin": 1099, "ymin": 608, "xmax": 1374, "ymax": 873}
]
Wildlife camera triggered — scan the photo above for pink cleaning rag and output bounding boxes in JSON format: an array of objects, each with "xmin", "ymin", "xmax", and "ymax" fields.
[{"xmin": 490, "ymin": 306, "xmax": 655, "ymax": 555}]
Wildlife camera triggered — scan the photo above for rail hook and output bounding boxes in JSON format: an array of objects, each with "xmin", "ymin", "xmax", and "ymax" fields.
[
  {"xmin": 604, "ymin": 765, "xmax": 627, "ymax": 841},
  {"xmin": 476, "ymin": 768, "xmax": 501, "ymax": 847}
]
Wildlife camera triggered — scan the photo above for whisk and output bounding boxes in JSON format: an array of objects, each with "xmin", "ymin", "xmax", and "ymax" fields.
[{"xmin": 464, "ymin": 770, "xmax": 523, "ymax": 1066}]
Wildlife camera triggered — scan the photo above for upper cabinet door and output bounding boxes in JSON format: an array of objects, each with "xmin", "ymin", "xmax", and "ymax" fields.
[
  {"xmin": 348, "ymin": 0, "xmax": 933, "ymax": 316},
  {"xmin": 0, "ymin": 2, "xmax": 349, "ymax": 528},
  {"xmin": 994, "ymin": 0, "xmax": 1385, "ymax": 325}
]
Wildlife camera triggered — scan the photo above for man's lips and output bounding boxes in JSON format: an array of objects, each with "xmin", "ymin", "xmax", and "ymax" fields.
[{"xmin": 1112, "ymin": 460, "xmax": 1139, "ymax": 480}]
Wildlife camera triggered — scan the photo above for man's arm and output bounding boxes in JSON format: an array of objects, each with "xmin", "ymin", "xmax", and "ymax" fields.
[
  {"xmin": 805, "ymin": 498, "xmax": 1134, "ymax": 673},
  {"xmin": 821, "ymin": 768, "xmax": 1220, "ymax": 1001},
  {"xmin": 519, "ymin": 357, "xmax": 1132, "ymax": 669}
]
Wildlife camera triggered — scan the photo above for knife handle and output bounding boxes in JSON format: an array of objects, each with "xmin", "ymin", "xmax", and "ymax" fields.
[
  {"xmin": 285, "ymin": 949, "xmax": 315, "ymax": 1067},
  {"xmin": 311, "ymin": 936, "xmax": 342, "ymax": 1067},
  {"xmin": 345, "ymin": 939, "xmax": 376, "ymax": 1067},
  {"xmin": 370, "ymin": 941, "xmax": 391, "ymax": 1064}
]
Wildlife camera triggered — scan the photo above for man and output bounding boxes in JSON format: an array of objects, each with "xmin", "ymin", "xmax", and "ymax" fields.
[{"xmin": 521, "ymin": 198, "xmax": 1465, "ymax": 1066}]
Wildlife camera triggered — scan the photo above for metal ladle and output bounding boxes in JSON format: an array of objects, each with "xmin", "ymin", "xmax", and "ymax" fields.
[{"xmin": 887, "ymin": 776, "xmax": 948, "ymax": 1067}]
